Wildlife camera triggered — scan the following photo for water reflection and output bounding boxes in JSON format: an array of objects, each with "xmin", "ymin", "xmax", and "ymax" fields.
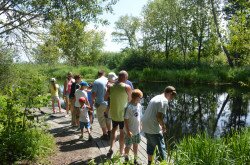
[{"xmin": 136, "ymin": 83, "xmax": 250, "ymax": 143}]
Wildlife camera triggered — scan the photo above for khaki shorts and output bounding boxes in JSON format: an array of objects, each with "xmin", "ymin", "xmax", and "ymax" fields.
[{"xmin": 96, "ymin": 104, "xmax": 111, "ymax": 128}]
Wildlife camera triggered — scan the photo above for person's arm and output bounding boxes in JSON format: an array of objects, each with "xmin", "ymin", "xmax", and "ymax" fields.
[
  {"xmin": 156, "ymin": 112, "xmax": 166, "ymax": 133},
  {"xmin": 63, "ymin": 79, "xmax": 68, "ymax": 96},
  {"xmin": 125, "ymin": 85, "xmax": 132, "ymax": 102},
  {"xmin": 124, "ymin": 119, "xmax": 132, "ymax": 137},
  {"xmin": 91, "ymin": 92, "xmax": 96, "ymax": 108},
  {"xmin": 104, "ymin": 85, "xmax": 110, "ymax": 101}
]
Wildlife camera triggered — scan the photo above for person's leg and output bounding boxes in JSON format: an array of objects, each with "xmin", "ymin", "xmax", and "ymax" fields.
[
  {"xmin": 65, "ymin": 95, "xmax": 70, "ymax": 114},
  {"xmin": 118, "ymin": 122, "xmax": 125, "ymax": 155},
  {"xmin": 85, "ymin": 122, "xmax": 93, "ymax": 140},
  {"xmin": 75, "ymin": 107, "xmax": 80, "ymax": 126},
  {"xmin": 133, "ymin": 144, "xmax": 139, "ymax": 163},
  {"xmin": 52, "ymin": 97, "xmax": 55, "ymax": 113},
  {"xmin": 96, "ymin": 105, "xmax": 108, "ymax": 137},
  {"xmin": 107, "ymin": 121, "xmax": 118, "ymax": 157},
  {"xmin": 133, "ymin": 134, "xmax": 140, "ymax": 163},
  {"xmin": 145, "ymin": 133, "xmax": 157, "ymax": 165},
  {"xmin": 57, "ymin": 97, "xmax": 62, "ymax": 112},
  {"xmin": 79, "ymin": 122, "xmax": 84, "ymax": 138},
  {"xmin": 156, "ymin": 134, "xmax": 167, "ymax": 161},
  {"xmin": 71, "ymin": 106, "xmax": 76, "ymax": 126},
  {"xmin": 124, "ymin": 133, "xmax": 132, "ymax": 162}
]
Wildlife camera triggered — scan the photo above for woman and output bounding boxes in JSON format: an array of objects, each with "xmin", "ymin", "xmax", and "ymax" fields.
[
  {"xmin": 50, "ymin": 78, "xmax": 62, "ymax": 113},
  {"xmin": 63, "ymin": 72, "xmax": 75, "ymax": 114}
]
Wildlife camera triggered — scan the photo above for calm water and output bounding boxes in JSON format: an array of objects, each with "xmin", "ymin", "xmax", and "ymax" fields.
[
  {"xmin": 59, "ymin": 81, "xmax": 250, "ymax": 141},
  {"xmin": 135, "ymin": 82, "xmax": 250, "ymax": 141}
]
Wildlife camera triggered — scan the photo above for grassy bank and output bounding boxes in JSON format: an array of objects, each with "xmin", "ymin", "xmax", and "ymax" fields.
[
  {"xmin": 129, "ymin": 67, "xmax": 250, "ymax": 85},
  {"xmin": 173, "ymin": 128, "xmax": 250, "ymax": 164}
]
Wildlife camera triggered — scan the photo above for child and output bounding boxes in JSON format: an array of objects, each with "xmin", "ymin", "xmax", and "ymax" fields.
[
  {"xmin": 74, "ymin": 81, "xmax": 90, "ymax": 126},
  {"xmin": 50, "ymin": 78, "xmax": 62, "ymax": 113},
  {"xmin": 124, "ymin": 89, "xmax": 143, "ymax": 165},
  {"xmin": 78, "ymin": 97, "xmax": 93, "ymax": 141}
]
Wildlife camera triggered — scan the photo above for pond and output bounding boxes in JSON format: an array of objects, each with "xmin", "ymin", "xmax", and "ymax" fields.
[
  {"xmin": 136, "ymin": 82, "xmax": 250, "ymax": 142},
  {"xmin": 59, "ymin": 81, "xmax": 250, "ymax": 142}
]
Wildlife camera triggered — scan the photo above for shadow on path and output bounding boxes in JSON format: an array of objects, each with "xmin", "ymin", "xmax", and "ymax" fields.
[{"xmin": 68, "ymin": 154, "xmax": 108, "ymax": 165}]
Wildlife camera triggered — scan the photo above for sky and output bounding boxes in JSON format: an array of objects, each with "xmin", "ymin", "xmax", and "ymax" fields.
[{"xmin": 89, "ymin": 0, "xmax": 149, "ymax": 52}]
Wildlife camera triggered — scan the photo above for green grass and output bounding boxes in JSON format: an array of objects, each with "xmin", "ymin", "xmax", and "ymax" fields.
[{"xmin": 173, "ymin": 128, "xmax": 250, "ymax": 165}]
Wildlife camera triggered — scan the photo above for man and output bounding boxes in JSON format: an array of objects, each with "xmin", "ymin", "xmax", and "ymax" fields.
[
  {"xmin": 106, "ymin": 70, "xmax": 132, "ymax": 157},
  {"xmin": 142, "ymin": 86, "xmax": 176, "ymax": 164},
  {"xmin": 91, "ymin": 70, "xmax": 111, "ymax": 140}
]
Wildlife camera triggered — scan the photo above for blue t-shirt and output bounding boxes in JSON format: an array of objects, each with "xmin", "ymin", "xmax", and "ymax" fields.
[
  {"xmin": 126, "ymin": 80, "xmax": 134, "ymax": 90},
  {"xmin": 91, "ymin": 76, "xmax": 108, "ymax": 104}
]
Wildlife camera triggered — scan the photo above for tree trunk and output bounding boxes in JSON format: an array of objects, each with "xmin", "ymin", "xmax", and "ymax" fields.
[{"xmin": 210, "ymin": 0, "xmax": 234, "ymax": 67}]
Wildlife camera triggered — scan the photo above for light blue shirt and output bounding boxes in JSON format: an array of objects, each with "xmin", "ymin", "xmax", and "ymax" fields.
[{"xmin": 92, "ymin": 76, "xmax": 108, "ymax": 104}]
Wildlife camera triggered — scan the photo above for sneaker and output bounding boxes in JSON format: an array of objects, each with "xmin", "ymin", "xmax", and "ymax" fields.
[
  {"xmin": 134, "ymin": 159, "xmax": 139, "ymax": 165},
  {"xmin": 107, "ymin": 149, "xmax": 113, "ymax": 158},
  {"xmin": 124, "ymin": 156, "xmax": 129, "ymax": 163},
  {"xmin": 88, "ymin": 135, "xmax": 93, "ymax": 141}
]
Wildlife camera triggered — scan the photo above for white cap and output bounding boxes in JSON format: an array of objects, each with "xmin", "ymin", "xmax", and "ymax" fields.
[
  {"xmin": 108, "ymin": 72, "xmax": 118, "ymax": 81},
  {"xmin": 50, "ymin": 78, "xmax": 56, "ymax": 82}
]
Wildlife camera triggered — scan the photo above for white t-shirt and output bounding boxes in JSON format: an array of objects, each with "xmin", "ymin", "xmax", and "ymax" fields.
[
  {"xmin": 124, "ymin": 103, "xmax": 142, "ymax": 135},
  {"xmin": 79, "ymin": 105, "xmax": 90, "ymax": 122},
  {"xmin": 142, "ymin": 94, "xmax": 169, "ymax": 134},
  {"xmin": 74, "ymin": 89, "xmax": 88, "ymax": 107}
]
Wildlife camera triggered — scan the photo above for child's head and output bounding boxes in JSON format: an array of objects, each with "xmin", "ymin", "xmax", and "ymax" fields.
[
  {"xmin": 79, "ymin": 81, "xmax": 89, "ymax": 89},
  {"xmin": 50, "ymin": 78, "xmax": 56, "ymax": 83},
  {"xmin": 131, "ymin": 89, "xmax": 143, "ymax": 104},
  {"xmin": 79, "ymin": 97, "xmax": 86, "ymax": 106}
]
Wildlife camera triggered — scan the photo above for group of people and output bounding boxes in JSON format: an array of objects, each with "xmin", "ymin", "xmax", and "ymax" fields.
[{"xmin": 49, "ymin": 70, "xmax": 176, "ymax": 165}]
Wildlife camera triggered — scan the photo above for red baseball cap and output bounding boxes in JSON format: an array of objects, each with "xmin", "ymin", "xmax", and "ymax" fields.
[{"xmin": 79, "ymin": 97, "xmax": 86, "ymax": 103}]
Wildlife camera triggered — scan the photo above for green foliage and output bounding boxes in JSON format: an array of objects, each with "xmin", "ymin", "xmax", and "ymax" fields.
[
  {"xmin": 0, "ymin": 64, "xmax": 55, "ymax": 164},
  {"xmin": 99, "ymin": 52, "xmax": 125, "ymax": 70},
  {"xmin": 173, "ymin": 128, "xmax": 250, "ymax": 164},
  {"xmin": 0, "ymin": 127, "xmax": 55, "ymax": 163},
  {"xmin": 44, "ymin": 65, "xmax": 110, "ymax": 81},
  {"xmin": 112, "ymin": 15, "xmax": 141, "ymax": 49},
  {"xmin": 119, "ymin": 49, "xmax": 152, "ymax": 70},
  {"xmin": 48, "ymin": 19, "xmax": 105, "ymax": 66},
  {"xmin": 128, "ymin": 66, "xmax": 250, "ymax": 85}
]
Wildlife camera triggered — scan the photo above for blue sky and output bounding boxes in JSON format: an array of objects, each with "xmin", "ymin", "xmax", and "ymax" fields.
[{"xmin": 90, "ymin": 0, "xmax": 149, "ymax": 52}]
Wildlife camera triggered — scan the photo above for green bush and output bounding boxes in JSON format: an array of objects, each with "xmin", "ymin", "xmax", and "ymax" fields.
[
  {"xmin": 0, "ymin": 65, "xmax": 55, "ymax": 164},
  {"xmin": 0, "ymin": 127, "xmax": 55, "ymax": 163}
]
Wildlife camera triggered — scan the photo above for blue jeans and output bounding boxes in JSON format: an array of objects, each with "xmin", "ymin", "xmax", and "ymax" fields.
[{"xmin": 145, "ymin": 133, "xmax": 166, "ymax": 160}]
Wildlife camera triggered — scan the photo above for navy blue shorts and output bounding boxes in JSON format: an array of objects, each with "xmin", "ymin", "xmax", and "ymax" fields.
[{"xmin": 80, "ymin": 121, "xmax": 90, "ymax": 129}]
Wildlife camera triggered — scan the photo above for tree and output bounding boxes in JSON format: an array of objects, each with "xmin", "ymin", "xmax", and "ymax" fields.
[
  {"xmin": 209, "ymin": 0, "xmax": 234, "ymax": 67},
  {"xmin": 142, "ymin": 0, "xmax": 177, "ymax": 60},
  {"xmin": 0, "ymin": 0, "xmax": 118, "ymax": 61},
  {"xmin": 226, "ymin": 1, "xmax": 250, "ymax": 66},
  {"xmin": 0, "ymin": 42, "xmax": 14, "ymax": 89},
  {"xmin": 0, "ymin": 0, "xmax": 117, "ymax": 36},
  {"xmin": 112, "ymin": 15, "xmax": 141, "ymax": 49},
  {"xmin": 49, "ymin": 19, "xmax": 104, "ymax": 66},
  {"xmin": 32, "ymin": 39, "xmax": 61, "ymax": 65}
]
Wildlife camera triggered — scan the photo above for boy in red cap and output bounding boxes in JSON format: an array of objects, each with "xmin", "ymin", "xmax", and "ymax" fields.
[{"xmin": 79, "ymin": 97, "xmax": 93, "ymax": 141}]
